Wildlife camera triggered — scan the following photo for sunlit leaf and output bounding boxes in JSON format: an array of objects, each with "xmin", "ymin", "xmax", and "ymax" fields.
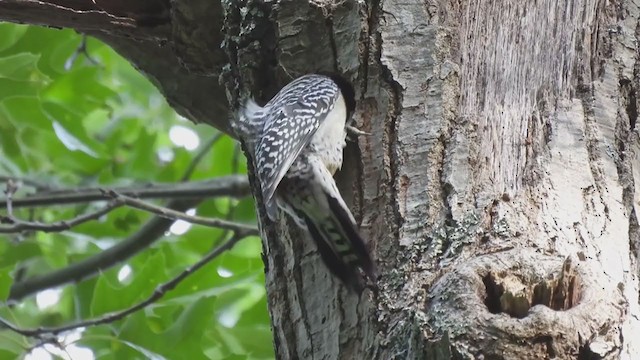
[
  {"xmin": 91, "ymin": 250, "xmax": 167, "ymax": 316},
  {"xmin": 163, "ymin": 296, "xmax": 216, "ymax": 345},
  {"xmin": 0, "ymin": 239, "xmax": 42, "ymax": 268},
  {"xmin": 0, "ymin": 78, "xmax": 42, "ymax": 99},
  {"xmin": 0, "ymin": 266, "xmax": 13, "ymax": 300},
  {"xmin": 229, "ymin": 236, "xmax": 262, "ymax": 259},
  {"xmin": 51, "ymin": 121, "xmax": 98, "ymax": 157},
  {"xmin": 0, "ymin": 53, "xmax": 45, "ymax": 81},
  {"xmin": 1, "ymin": 97, "xmax": 50, "ymax": 129},
  {"xmin": 0, "ymin": 331, "xmax": 24, "ymax": 357},
  {"xmin": 0, "ymin": 23, "xmax": 28, "ymax": 52}
]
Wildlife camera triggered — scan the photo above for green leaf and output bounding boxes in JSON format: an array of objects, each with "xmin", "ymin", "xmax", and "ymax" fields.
[
  {"xmin": 51, "ymin": 120, "xmax": 98, "ymax": 157},
  {"xmin": 213, "ymin": 285, "xmax": 266, "ymax": 330},
  {"xmin": 0, "ymin": 53, "xmax": 45, "ymax": 81},
  {"xmin": 163, "ymin": 296, "xmax": 216, "ymax": 345},
  {"xmin": 37, "ymin": 233, "xmax": 69, "ymax": 268},
  {"xmin": 125, "ymin": 129, "xmax": 159, "ymax": 178},
  {"xmin": 73, "ymin": 275, "xmax": 100, "ymax": 320},
  {"xmin": 0, "ymin": 241, "xmax": 42, "ymax": 267},
  {"xmin": 0, "ymin": 78, "xmax": 42, "ymax": 99},
  {"xmin": 218, "ymin": 325, "xmax": 274, "ymax": 358},
  {"xmin": 229, "ymin": 236, "xmax": 262, "ymax": 259},
  {"xmin": 116, "ymin": 297, "xmax": 216, "ymax": 360},
  {"xmin": 112, "ymin": 209, "xmax": 141, "ymax": 232},
  {"xmin": 0, "ymin": 23, "xmax": 28, "ymax": 52},
  {"xmin": 233, "ymin": 197, "xmax": 258, "ymax": 222},
  {"xmin": 0, "ymin": 331, "xmax": 25, "ymax": 357},
  {"xmin": 0, "ymin": 265, "xmax": 13, "ymax": 300},
  {"xmin": 3, "ymin": 26, "xmax": 80, "ymax": 77},
  {"xmin": 42, "ymin": 99, "xmax": 106, "ymax": 158},
  {"xmin": 91, "ymin": 250, "xmax": 167, "ymax": 316},
  {"xmin": 43, "ymin": 67, "xmax": 116, "ymax": 110},
  {"xmin": 1, "ymin": 97, "xmax": 50, "ymax": 129},
  {"xmin": 80, "ymin": 330, "xmax": 170, "ymax": 360}
]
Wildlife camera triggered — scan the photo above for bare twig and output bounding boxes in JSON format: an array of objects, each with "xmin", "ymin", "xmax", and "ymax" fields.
[
  {"xmin": 0, "ymin": 176, "xmax": 250, "ymax": 209},
  {"xmin": 24, "ymin": 335, "xmax": 66, "ymax": 356},
  {"xmin": 105, "ymin": 191, "xmax": 258, "ymax": 235},
  {"xmin": 0, "ymin": 181, "xmax": 255, "ymax": 235},
  {"xmin": 0, "ymin": 201, "xmax": 122, "ymax": 234},
  {"xmin": 0, "ymin": 232, "xmax": 249, "ymax": 337},
  {"xmin": 64, "ymin": 35, "xmax": 100, "ymax": 70},
  {"xmin": 0, "ymin": 176, "xmax": 54, "ymax": 191},
  {"xmin": 3, "ymin": 179, "xmax": 18, "ymax": 217}
]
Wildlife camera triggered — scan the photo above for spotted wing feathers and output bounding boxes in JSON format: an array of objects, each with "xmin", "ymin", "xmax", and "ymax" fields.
[{"xmin": 254, "ymin": 75, "xmax": 340, "ymax": 220}]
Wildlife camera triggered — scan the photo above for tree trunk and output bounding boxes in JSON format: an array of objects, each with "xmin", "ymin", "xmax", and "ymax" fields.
[
  {"xmin": 2, "ymin": 0, "xmax": 640, "ymax": 358},
  {"xmin": 223, "ymin": 0, "xmax": 640, "ymax": 358}
]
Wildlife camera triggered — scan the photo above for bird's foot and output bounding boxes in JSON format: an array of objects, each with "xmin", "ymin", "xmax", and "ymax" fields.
[{"xmin": 346, "ymin": 124, "xmax": 371, "ymax": 141}]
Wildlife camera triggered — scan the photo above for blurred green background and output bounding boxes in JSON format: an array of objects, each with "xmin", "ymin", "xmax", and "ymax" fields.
[{"xmin": 0, "ymin": 23, "xmax": 273, "ymax": 360}]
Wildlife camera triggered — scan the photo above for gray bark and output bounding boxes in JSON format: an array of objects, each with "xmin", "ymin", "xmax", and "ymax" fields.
[
  {"xmin": 2, "ymin": 0, "xmax": 640, "ymax": 358},
  {"xmin": 380, "ymin": 0, "xmax": 640, "ymax": 358},
  {"xmin": 223, "ymin": 0, "xmax": 640, "ymax": 358}
]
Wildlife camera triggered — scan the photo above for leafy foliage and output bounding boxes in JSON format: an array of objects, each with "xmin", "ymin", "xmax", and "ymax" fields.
[{"xmin": 0, "ymin": 23, "xmax": 272, "ymax": 359}]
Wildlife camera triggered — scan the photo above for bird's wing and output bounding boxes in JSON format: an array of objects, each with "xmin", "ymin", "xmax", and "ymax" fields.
[{"xmin": 254, "ymin": 75, "xmax": 340, "ymax": 219}]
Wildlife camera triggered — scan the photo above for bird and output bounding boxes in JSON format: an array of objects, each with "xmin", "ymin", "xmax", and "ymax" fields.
[{"xmin": 234, "ymin": 74, "xmax": 377, "ymax": 290}]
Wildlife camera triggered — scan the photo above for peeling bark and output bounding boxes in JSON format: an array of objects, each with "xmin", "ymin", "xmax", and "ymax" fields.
[{"xmin": 3, "ymin": 0, "xmax": 640, "ymax": 358}]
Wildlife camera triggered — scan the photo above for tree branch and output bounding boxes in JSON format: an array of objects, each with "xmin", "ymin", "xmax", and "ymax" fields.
[
  {"xmin": 5, "ymin": 130, "xmax": 254, "ymax": 301},
  {"xmin": 65, "ymin": 35, "xmax": 100, "ymax": 70},
  {"xmin": 3, "ymin": 179, "xmax": 17, "ymax": 217},
  {"xmin": 7, "ymin": 198, "xmax": 197, "ymax": 301},
  {"xmin": 1, "ymin": 231, "xmax": 249, "ymax": 337},
  {"xmin": 0, "ymin": 0, "xmax": 169, "ymax": 41},
  {"xmin": 7, "ymin": 195, "xmax": 258, "ymax": 301},
  {"xmin": 0, "ymin": 176, "xmax": 250, "ymax": 209},
  {"xmin": 0, "ymin": 201, "xmax": 122, "ymax": 234},
  {"xmin": 106, "ymin": 191, "xmax": 258, "ymax": 235}
]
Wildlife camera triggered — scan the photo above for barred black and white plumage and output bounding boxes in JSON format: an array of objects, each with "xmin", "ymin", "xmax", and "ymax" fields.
[
  {"xmin": 236, "ymin": 74, "xmax": 377, "ymax": 290},
  {"xmin": 251, "ymin": 75, "xmax": 340, "ymax": 219},
  {"xmin": 277, "ymin": 154, "xmax": 377, "ymax": 289}
]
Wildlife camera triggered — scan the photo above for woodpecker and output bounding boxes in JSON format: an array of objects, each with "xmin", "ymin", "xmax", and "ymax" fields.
[{"xmin": 234, "ymin": 74, "xmax": 377, "ymax": 290}]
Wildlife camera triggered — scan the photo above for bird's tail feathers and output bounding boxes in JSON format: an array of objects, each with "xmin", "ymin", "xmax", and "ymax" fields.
[
  {"xmin": 264, "ymin": 197, "xmax": 280, "ymax": 221},
  {"xmin": 325, "ymin": 195, "xmax": 377, "ymax": 281},
  {"xmin": 305, "ymin": 217, "xmax": 363, "ymax": 290},
  {"xmin": 296, "ymin": 192, "xmax": 377, "ymax": 291}
]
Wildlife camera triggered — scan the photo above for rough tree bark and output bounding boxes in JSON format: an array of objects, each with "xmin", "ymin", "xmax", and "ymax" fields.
[{"xmin": 2, "ymin": 0, "xmax": 640, "ymax": 359}]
